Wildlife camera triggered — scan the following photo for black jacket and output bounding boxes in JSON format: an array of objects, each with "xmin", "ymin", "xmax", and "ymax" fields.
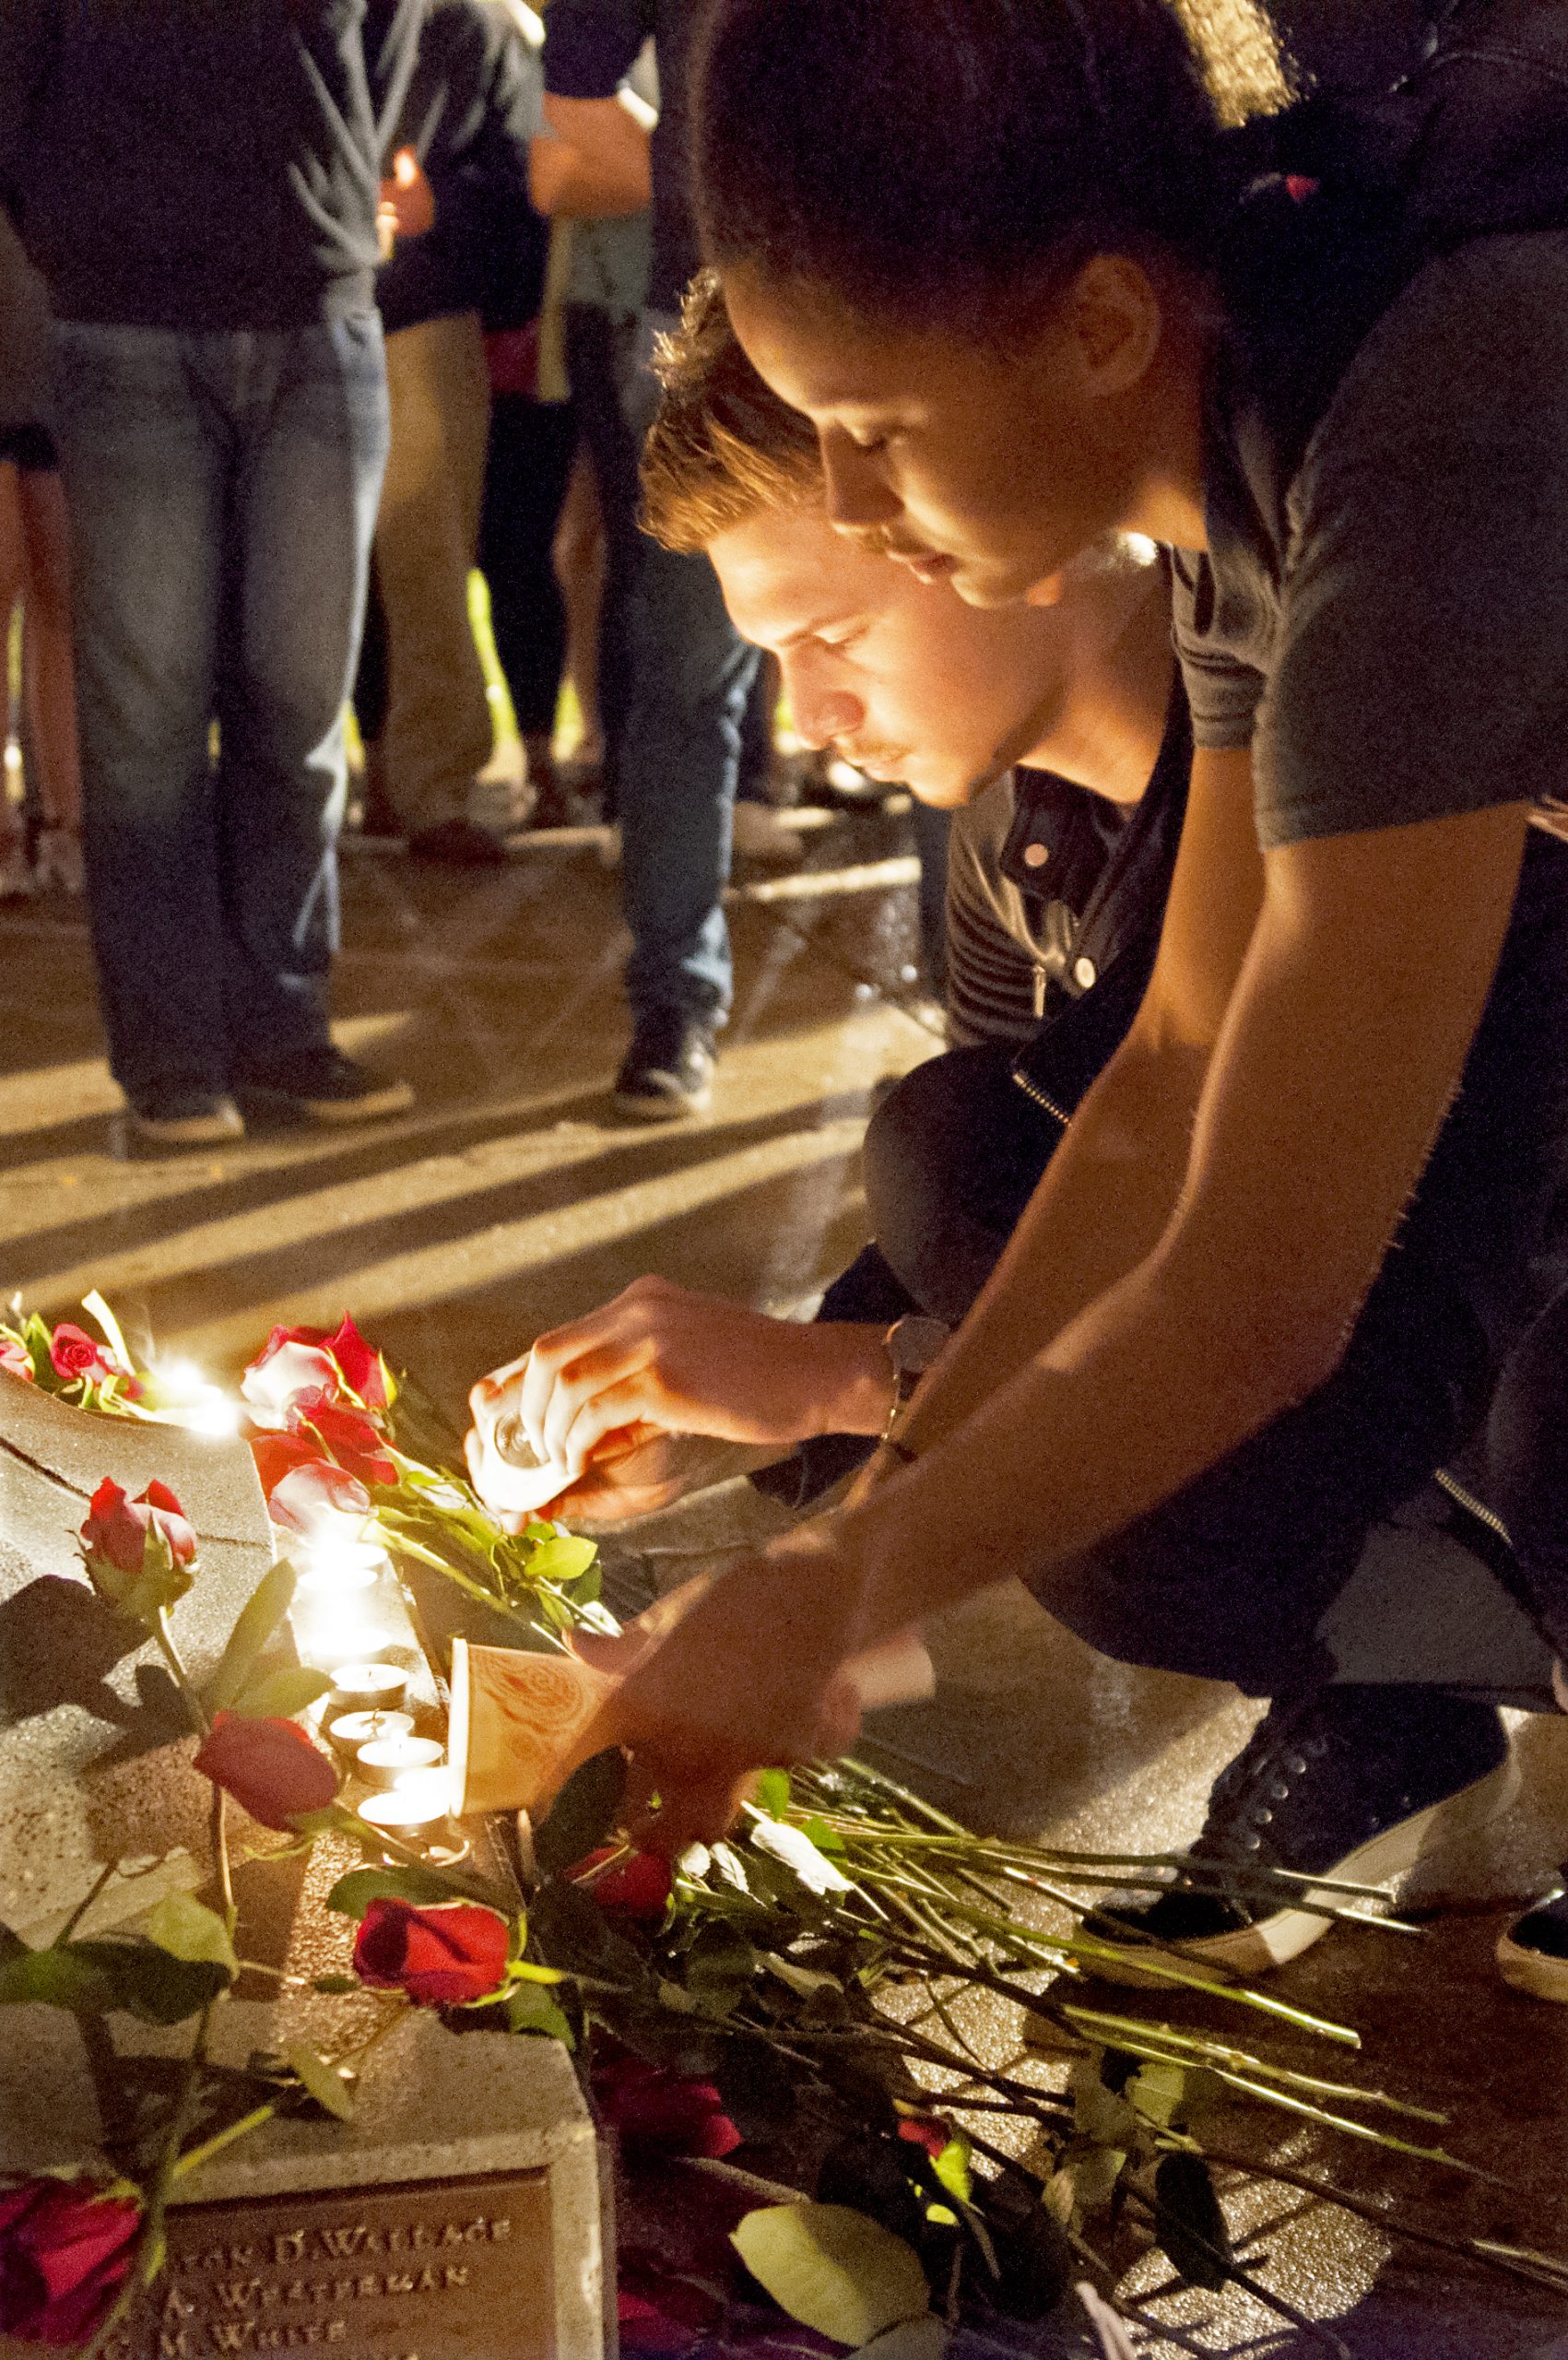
[{"xmin": 0, "ymin": 0, "xmax": 423, "ymax": 330}]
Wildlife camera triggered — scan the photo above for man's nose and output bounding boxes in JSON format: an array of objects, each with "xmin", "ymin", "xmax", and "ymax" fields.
[
  {"xmin": 820, "ymin": 431, "xmax": 902, "ymax": 532},
  {"xmin": 785, "ymin": 667, "xmax": 864, "ymax": 751}
]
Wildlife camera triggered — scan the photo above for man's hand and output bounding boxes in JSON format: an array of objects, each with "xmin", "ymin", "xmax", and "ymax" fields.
[
  {"xmin": 466, "ymin": 1410, "xmax": 686, "ymax": 1528},
  {"xmin": 530, "ymin": 91, "xmax": 652, "ymax": 218},
  {"xmin": 469, "ymin": 1278, "xmax": 890, "ymax": 1494},
  {"xmin": 377, "ymin": 146, "xmax": 434, "ymax": 254},
  {"xmin": 555, "ymin": 1536, "xmax": 867, "ymax": 1854}
]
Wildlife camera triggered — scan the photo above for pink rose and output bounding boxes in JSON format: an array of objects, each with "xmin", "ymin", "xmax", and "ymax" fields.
[
  {"xmin": 0, "ymin": 2177, "xmax": 141, "ymax": 2347},
  {"xmin": 194, "ymin": 1712, "xmax": 339, "ymax": 1831},
  {"xmin": 324, "ymin": 1316, "xmax": 390, "ymax": 1411},
  {"xmin": 48, "ymin": 1323, "xmax": 127, "ymax": 1388},
  {"xmin": 353, "ymin": 1898, "xmax": 512, "ymax": 2007},
  {"xmin": 265, "ymin": 1458, "xmax": 372, "ymax": 1536},
  {"xmin": 241, "ymin": 1330, "xmax": 340, "ymax": 1423},
  {"xmin": 302, "ymin": 1401, "xmax": 396, "ymax": 1489},
  {"xmin": 0, "ymin": 1337, "xmax": 35, "ymax": 1383},
  {"xmin": 78, "ymin": 1479, "xmax": 197, "ymax": 1620}
]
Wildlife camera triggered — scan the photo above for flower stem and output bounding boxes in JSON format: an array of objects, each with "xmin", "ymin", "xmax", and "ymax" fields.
[{"xmin": 153, "ymin": 1610, "xmax": 210, "ymax": 1735}]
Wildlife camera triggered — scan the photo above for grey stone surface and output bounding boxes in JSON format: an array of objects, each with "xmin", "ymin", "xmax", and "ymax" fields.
[{"xmin": 0, "ymin": 1375, "xmax": 276, "ymax": 1942}]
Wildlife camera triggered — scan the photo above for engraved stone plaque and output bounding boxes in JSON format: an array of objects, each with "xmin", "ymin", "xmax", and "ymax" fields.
[{"xmin": 129, "ymin": 2171, "xmax": 556, "ymax": 2359}]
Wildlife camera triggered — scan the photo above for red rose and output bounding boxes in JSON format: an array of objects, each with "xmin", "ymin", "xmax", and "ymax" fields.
[
  {"xmin": 265, "ymin": 1458, "xmax": 372, "ymax": 1536},
  {"xmin": 570, "ymin": 1847, "xmax": 672, "ymax": 1925},
  {"xmin": 49, "ymin": 1323, "xmax": 127, "ymax": 1388},
  {"xmin": 0, "ymin": 1337, "xmax": 34, "ymax": 1383},
  {"xmin": 325, "ymin": 1316, "xmax": 390, "ymax": 1411},
  {"xmin": 195, "ymin": 1711, "xmax": 339, "ymax": 1831},
  {"xmin": 241, "ymin": 1330, "xmax": 341, "ymax": 1423},
  {"xmin": 0, "ymin": 2177, "xmax": 141, "ymax": 2347},
  {"xmin": 592, "ymin": 2046, "xmax": 742, "ymax": 2160},
  {"xmin": 302, "ymin": 1402, "xmax": 396, "ymax": 1489},
  {"xmin": 250, "ymin": 1431, "xmax": 324, "ymax": 1504},
  {"xmin": 352, "ymin": 1898, "xmax": 511, "ymax": 2007},
  {"xmin": 78, "ymin": 1479, "xmax": 197, "ymax": 1621}
]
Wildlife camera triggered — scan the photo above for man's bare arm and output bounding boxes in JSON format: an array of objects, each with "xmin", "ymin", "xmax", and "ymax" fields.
[{"xmin": 530, "ymin": 90, "xmax": 651, "ymax": 218}]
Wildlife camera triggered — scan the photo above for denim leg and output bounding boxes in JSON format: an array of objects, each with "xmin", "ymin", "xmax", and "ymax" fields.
[
  {"xmin": 563, "ymin": 305, "xmax": 644, "ymax": 816},
  {"xmin": 617, "ymin": 312, "xmax": 759, "ymax": 1025},
  {"xmin": 218, "ymin": 315, "xmax": 389, "ymax": 1066},
  {"xmin": 51, "ymin": 323, "xmax": 229, "ymax": 1100}
]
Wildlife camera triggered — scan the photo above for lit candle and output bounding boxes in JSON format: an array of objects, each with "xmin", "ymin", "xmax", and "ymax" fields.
[
  {"xmin": 356, "ymin": 1735, "xmax": 445, "ymax": 1790},
  {"xmin": 360, "ymin": 1769, "xmax": 466, "ymax": 1863},
  {"xmin": 326, "ymin": 1708, "xmax": 415, "ymax": 1760},
  {"xmin": 329, "ymin": 1662, "xmax": 407, "ymax": 1713}
]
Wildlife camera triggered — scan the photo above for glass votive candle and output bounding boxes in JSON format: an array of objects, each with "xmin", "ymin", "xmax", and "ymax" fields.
[
  {"xmin": 356, "ymin": 1734, "xmax": 445, "ymax": 1791},
  {"xmin": 326, "ymin": 1708, "xmax": 415, "ymax": 1761},
  {"xmin": 329, "ymin": 1661, "xmax": 408, "ymax": 1713}
]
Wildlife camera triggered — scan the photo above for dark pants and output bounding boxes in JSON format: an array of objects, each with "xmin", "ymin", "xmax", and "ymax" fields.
[
  {"xmin": 54, "ymin": 315, "xmax": 388, "ymax": 1102},
  {"xmin": 477, "ymin": 393, "xmax": 577, "ymax": 742},
  {"xmin": 562, "ymin": 304, "xmax": 643, "ymax": 818},
  {"xmin": 792, "ymin": 827, "xmax": 1568, "ymax": 1699}
]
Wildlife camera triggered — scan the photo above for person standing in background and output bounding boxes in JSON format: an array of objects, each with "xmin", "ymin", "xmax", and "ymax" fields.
[
  {"xmin": 0, "ymin": 206, "xmax": 81, "ymax": 903},
  {"xmin": 0, "ymin": 0, "xmax": 419, "ymax": 1151}
]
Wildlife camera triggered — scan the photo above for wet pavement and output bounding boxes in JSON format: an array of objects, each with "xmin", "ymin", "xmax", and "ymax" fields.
[{"xmin": 0, "ymin": 811, "xmax": 1564, "ymax": 2353}]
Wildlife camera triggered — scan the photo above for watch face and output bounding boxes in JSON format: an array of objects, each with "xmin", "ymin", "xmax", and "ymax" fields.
[{"xmin": 889, "ymin": 1315, "xmax": 951, "ymax": 1379}]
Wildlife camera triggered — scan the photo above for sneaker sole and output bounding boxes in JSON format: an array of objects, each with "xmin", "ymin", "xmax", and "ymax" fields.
[
  {"xmin": 121, "ymin": 1110, "xmax": 245, "ymax": 1151},
  {"xmin": 612, "ymin": 1084, "xmax": 712, "ymax": 1120},
  {"xmin": 238, "ymin": 1081, "xmax": 415, "ymax": 1126},
  {"xmin": 1495, "ymin": 1923, "xmax": 1568, "ymax": 2003},
  {"xmin": 1092, "ymin": 1751, "xmax": 1521, "ymax": 1983}
]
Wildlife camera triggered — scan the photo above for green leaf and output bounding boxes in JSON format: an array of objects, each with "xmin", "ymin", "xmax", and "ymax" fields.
[
  {"xmin": 324, "ymin": 1865, "xmax": 467, "ymax": 1919},
  {"xmin": 504, "ymin": 1985, "xmax": 573, "ymax": 2044},
  {"xmin": 1046, "ymin": 2138, "xmax": 1126, "ymax": 2223},
  {"xmin": 62, "ymin": 1939, "xmax": 230, "ymax": 2025},
  {"xmin": 1153, "ymin": 2152, "xmax": 1232, "ymax": 2293},
  {"xmin": 800, "ymin": 1814, "xmax": 846, "ymax": 1855},
  {"xmin": 1130, "ymin": 2059, "xmax": 1189, "ymax": 2132},
  {"xmin": 534, "ymin": 1747, "xmax": 628, "ymax": 1881},
  {"xmin": 285, "ymin": 2043, "xmax": 356, "ymax": 2121},
  {"xmin": 931, "ymin": 2139, "xmax": 972, "ymax": 2210},
  {"xmin": 1070, "ymin": 2057, "xmax": 1138, "ymax": 2149},
  {"xmin": 527, "ymin": 1535, "xmax": 599, "ymax": 1587},
  {"xmin": 730, "ymin": 2204, "xmax": 929, "ymax": 2347},
  {"xmin": 682, "ymin": 1920, "xmax": 757, "ymax": 2014},
  {"xmin": 231, "ymin": 1666, "xmax": 334, "ymax": 1720},
  {"xmin": 756, "ymin": 1769, "xmax": 791, "ymax": 1818},
  {"xmin": 0, "ymin": 1945, "xmax": 114, "ymax": 2012},
  {"xmin": 143, "ymin": 1894, "xmax": 238, "ymax": 1981},
  {"xmin": 206, "ymin": 1562, "xmax": 299, "ymax": 1713}
]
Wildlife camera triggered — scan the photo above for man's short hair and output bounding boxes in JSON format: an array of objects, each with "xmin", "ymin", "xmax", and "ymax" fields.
[{"xmin": 641, "ymin": 269, "xmax": 823, "ymax": 552}]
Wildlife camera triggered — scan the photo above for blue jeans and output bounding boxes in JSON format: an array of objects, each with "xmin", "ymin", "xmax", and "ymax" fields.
[
  {"xmin": 52, "ymin": 316, "xmax": 389, "ymax": 1102},
  {"xmin": 617, "ymin": 313, "xmax": 760, "ymax": 1027}
]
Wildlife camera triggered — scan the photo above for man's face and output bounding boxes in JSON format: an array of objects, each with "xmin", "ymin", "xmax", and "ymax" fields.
[
  {"xmin": 709, "ymin": 499, "xmax": 1074, "ymax": 807},
  {"xmin": 722, "ymin": 266, "xmax": 1149, "ymax": 610}
]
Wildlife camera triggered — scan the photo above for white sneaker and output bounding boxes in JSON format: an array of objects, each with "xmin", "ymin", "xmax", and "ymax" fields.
[{"xmin": 732, "ymin": 800, "xmax": 808, "ymax": 864}]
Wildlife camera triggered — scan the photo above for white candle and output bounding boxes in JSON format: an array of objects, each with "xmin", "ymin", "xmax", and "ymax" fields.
[
  {"xmin": 360, "ymin": 1769, "xmax": 465, "ymax": 1863},
  {"xmin": 327, "ymin": 1708, "xmax": 415, "ymax": 1759},
  {"xmin": 329, "ymin": 1662, "xmax": 407, "ymax": 1712},
  {"xmin": 356, "ymin": 1735, "xmax": 445, "ymax": 1790}
]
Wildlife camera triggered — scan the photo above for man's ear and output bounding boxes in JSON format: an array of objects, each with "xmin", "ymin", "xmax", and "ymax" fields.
[{"xmin": 1065, "ymin": 254, "xmax": 1164, "ymax": 397}]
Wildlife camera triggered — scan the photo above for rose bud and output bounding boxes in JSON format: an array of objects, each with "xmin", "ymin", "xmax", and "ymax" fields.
[
  {"xmin": 0, "ymin": 1336, "xmax": 35, "ymax": 1383},
  {"xmin": 241, "ymin": 1329, "xmax": 340, "ymax": 1424},
  {"xmin": 352, "ymin": 1897, "xmax": 512, "ymax": 2008},
  {"xmin": 78, "ymin": 1478, "xmax": 197, "ymax": 1623},
  {"xmin": 569, "ymin": 1847, "xmax": 672, "ymax": 1924},
  {"xmin": 250, "ymin": 1430, "xmax": 324, "ymax": 1504},
  {"xmin": 265, "ymin": 1457, "xmax": 372, "ymax": 1536},
  {"xmin": 0, "ymin": 2177, "xmax": 141, "ymax": 2348},
  {"xmin": 303, "ymin": 1402, "xmax": 396, "ymax": 1489},
  {"xmin": 48, "ymin": 1322, "xmax": 128, "ymax": 1389},
  {"xmin": 195, "ymin": 1711, "xmax": 340, "ymax": 1831},
  {"xmin": 592, "ymin": 2046, "xmax": 742, "ymax": 2160},
  {"xmin": 325, "ymin": 1315, "xmax": 391, "ymax": 1411}
]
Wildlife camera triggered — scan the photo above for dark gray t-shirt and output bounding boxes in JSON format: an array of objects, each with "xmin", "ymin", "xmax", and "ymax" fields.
[{"xmin": 1173, "ymin": 232, "xmax": 1568, "ymax": 850}]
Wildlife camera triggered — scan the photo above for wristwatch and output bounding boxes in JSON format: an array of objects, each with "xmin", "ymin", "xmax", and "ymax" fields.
[{"xmin": 881, "ymin": 1314, "xmax": 950, "ymax": 1441}]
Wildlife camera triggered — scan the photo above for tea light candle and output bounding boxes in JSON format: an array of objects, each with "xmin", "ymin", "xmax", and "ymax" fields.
[
  {"xmin": 356, "ymin": 1734, "xmax": 445, "ymax": 1790},
  {"xmin": 296, "ymin": 1538, "xmax": 388, "ymax": 1594},
  {"xmin": 326, "ymin": 1708, "xmax": 414, "ymax": 1760},
  {"xmin": 329, "ymin": 1661, "xmax": 407, "ymax": 1713},
  {"xmin": 360, "ymin": 1769, "xmax": 466, "ymax": 1864}
]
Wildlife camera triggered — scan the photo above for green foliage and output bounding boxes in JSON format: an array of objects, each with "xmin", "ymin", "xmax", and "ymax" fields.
[
  {"xmin": 731, "ymin": 2203, "xmax": 930, "ymax": 2347},
  {"xmin": 756, "ymin": 1768, "xmax": 792, "ymax": 1818},
  {"xmin": 0, "ymin": 1936, "xmax": 229, "ymax": 2025},
  {"xmin": 205, "ymin": 1563, "xmax": 298, "ymax": 1713},
  {"xmin": 285, "ymin": 2044, "xmax": 356, "ymax": 2122},
  {"xmin": 324, "ymin": 1864, "xmax": 470, "ymax": 1919},
  {"xmin": 533, "ymin": 1747, "xmax": 628, "ymax": 1881},
  {"xmin": 143, "ymin": 1894, "xmax": 239, "ymax": 1982}
]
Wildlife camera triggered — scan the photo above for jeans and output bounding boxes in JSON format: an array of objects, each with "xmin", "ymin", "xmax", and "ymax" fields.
[
  {"xmin": 616, "ymin": 311, "xmax": 760, "ymax": 1026},
  {"xmin": 53, "ymin": 315, "xmax": 389, "ymax": 1102},
  {"xmin": 772, "ymin": 827, "xmax": 1568, "ymax": 1702},
  {"xmin": 563, "ymin": 305, "xmax": 644, "ymax": 817}
]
